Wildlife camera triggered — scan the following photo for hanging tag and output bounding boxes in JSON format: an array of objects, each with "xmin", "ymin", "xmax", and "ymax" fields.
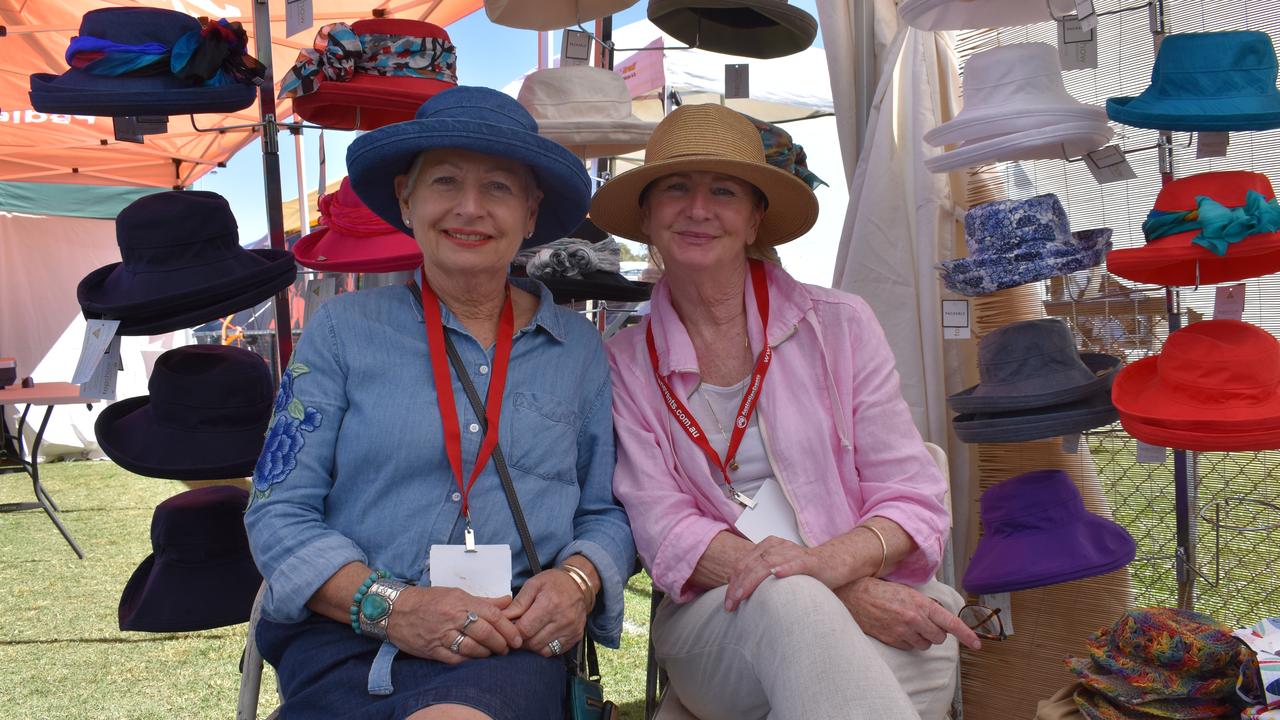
[
  {"xmin": 1074, "ymin": 0, "xmax": 1097, "ymax": 31},
  {"xmin": 303, "ymin": 277, "xmax": 338, "ymax": 322},
  {"xmin": 979, "ymin": 593, "xmax": 1015, "ymax": 636},
  {"xmin": 80, "ymin": 336, "xmax": 121, "ymax": 401},
  {"xmin": 942, "ymin": 300, "xmax": 971, "ymax": 340},
  {"xmin": 1084, "ymin": 145, "xmax": 1138, "ymax": 184},
  {"xmin": 1136, "ymin": 440, "xmax": 1167, "ymax": 464},
  {"xmin": 1062, "ymin": 433, "xmax": 1081, "ymax": 454},
  {"xmin": 561, "ymin": 29, "xmax": 593, "ymax": 67},
  {"xmin": 727, "ymin": 486, "xmax": 758, "ymax": 510},
  {"xmin": 1197, "ymin": 132, "xmax": 1230, "ymax": 159},
  {"xmin": 725, "ymin": 64, "xmax": 750, "ymax": 99},
  {"xmin": 285, "ymin": 0, "xmax": 314, "ymax": 38},
  {"xmin": 734, "ymin": 478, "xmax": 804, "ymax": 545},
  {"xmin": 464, "ymin": 525, "xmax": 477, "ymax": 552},
  {"xmin": 72, "ymin": 319, "xmax": 120, "ymax": 384},
  {"xmin": 1058, "ymin": 15, "xmax": 1098, "ymax": 70},
  {"xmin": 429, "ymin": 544, "xmax": 513, "ymax": 598},
  {"xmin": 1214, "ymin": 283, "xmax": 1246, "ymax": 321}
]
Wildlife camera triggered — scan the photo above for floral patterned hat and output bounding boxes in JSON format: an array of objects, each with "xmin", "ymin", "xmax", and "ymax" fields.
[{"xmin": 938, "ymin": 194, "xmax": 1112, "ymax": 297}]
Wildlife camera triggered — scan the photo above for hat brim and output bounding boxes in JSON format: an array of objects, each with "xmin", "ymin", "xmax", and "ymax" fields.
[
  {"xmin": 925, "ymin": 103, "xmax": 1107, "ymax": 147},
  {"xmin": 77, "ymin": 249, "xmax": 294, "ymax": 316},
  {"xmin": 30, "ymin": 71, "xmax": 257, "ymax": 117},
  {"xmin": 293, "ymin": 225, "xmax": 423, "ymax": 273},
  {"xmin": 952, "ymin": 388, "xmax": 1118, "ymax": 443},
  {"xmin": 118, "ymin": 552, "xmax": 261, "ymax": 632},
  {"xmin": 1106, "ymin": 91, "xmax": 1280, "ymax": 132},
  {"xmin": 939, "ymin": 228, "xmax": 1113, "ymax": 296},
  {"xmin": 536, "ymin": 118, "xmax": 657, "ymax": 160},
  {"xmin": 949, "ymin": 352, "xmax": 1122, "ymax": 414},
  {"xmin": 648, "ymin": 0, "xmax": 818, "ymax": 59},
  {"xmin": 898, "ymin": 0, "xmax": 1074, "ymax": 30},
  {"xmin": 1069, "ymin": 680, "xmax": 1236, "ymax": 719},
  {"xmin": 1105, "ymin": 228, "xmax": 1280, "ymax": 286},
  {"xmin": 1112, "ymin": 354, "xmax": 1280, "ymax": 430},
  {"xmin": 589, "ymin": 154, "xmax": 819, "ymax": 247},
  {"xmin": 532, "ymin": 271, "xmax": 653, "ymax": 304},
  {"xmin": 346, "ymin": 116, "xmax": 591, "ymax": 249},
  {"xmin": 95, "ymin": 395, "xmax": 270, "ymax": 480},
  {"xmin": 926, "ymin": 121, "xmax": 1114, "ymax": 173},
  {"xmin": 1119, "ymin": 413, "xmax": 1280, "ymax": 453},
  {"xmin": 962, "ymin": 511, "xmax": 1134, "ymax": 594},
  {"xmin": 292, "ymin": 74, "xmax": 456, "ymax": 131}
]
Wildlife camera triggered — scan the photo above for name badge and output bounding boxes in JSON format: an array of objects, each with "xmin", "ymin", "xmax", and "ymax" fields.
[
  {"xmin": 733, "ymin": 477, "xmax": 805, "ymax": 546},
  {"xmin": 428, "ymin": 544, "xmax": 513, "ymax": 598}
]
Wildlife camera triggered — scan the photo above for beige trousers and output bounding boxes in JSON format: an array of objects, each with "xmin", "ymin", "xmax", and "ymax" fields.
[{"xmin": 652, "ymin": 575, "xmax": 963, "ymax": 720}]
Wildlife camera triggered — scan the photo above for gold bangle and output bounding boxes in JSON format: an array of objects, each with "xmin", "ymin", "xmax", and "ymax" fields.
[
  {"xmin": 861, "ymin": 524, "xmax": 888, "ymax": 578},
  {"xmin": 558, "ymin": 564, "xmax": 596, "ymax": 612}
]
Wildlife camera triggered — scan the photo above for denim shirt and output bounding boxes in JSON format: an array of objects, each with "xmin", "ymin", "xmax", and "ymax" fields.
[{"xmin": 244, "ymin": 279, "xmax": 634, "ymax": 651}]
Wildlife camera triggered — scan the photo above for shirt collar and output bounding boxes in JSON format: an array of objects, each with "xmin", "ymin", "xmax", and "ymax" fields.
[{"xmin": 405, "ymin": 276, "xmax": 568, "ymax": 344}]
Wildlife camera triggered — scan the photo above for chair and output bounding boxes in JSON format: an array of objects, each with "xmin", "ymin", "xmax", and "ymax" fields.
[{"xmin": 236, "ymin": 582, "xmax": 278, "ymax": 720}]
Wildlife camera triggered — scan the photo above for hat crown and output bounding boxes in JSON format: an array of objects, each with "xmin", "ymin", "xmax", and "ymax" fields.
[
  {"xmin": 1153, "ymin": 170, "xmax": 1277, "ymax": 213},
  {"xmin": 115, "ymin": 191, "xmax": 242, "ymax": 268},
  {"xmin": 979, "ymin": 469, "xmax": 1086, "ymax": 528},
  {"xmin": 150, "ymin": 485, "xmax": 251, "ymax": 559},
  {"xmin": 146, "ymin": 345, "xmax": 274, "ymax": 435},
  {"xmin": 414, "ymin": 85, "xmax": 539, "ymax": 133},
  {"xmin": 644, "ymin": 104, "xmax": 767, "ymax": 166},
  {"xmin": 518, "ymin": 66, "xmax": 634, "ymax": 122},
  {"xmin": 319, "ymin": 178, "xmax": 400, "ymax": 238},
  {"xmin": 1149, "ymin": 31, "xmax": 1278, "ymax": 94},
  {"xmin": 964, "ymin": 193, "xmax": 1073, "ymax": 255},
  {"xmin": 962, "ymin": 43, "xmax": 1079, "ymax": 109},
  {"xmin": 348, "ymin": 17, "xmax": 450, "ymax": 41},
  {"xmin": 976, "ymin": 319, "xmax": 1092, "ymax": 385},
  {"xmin": 78, "ymin": 7, "xmax": 199, "ymax": 46},
  {"xmin": 1100, "ymin": 608, "xmax": 1242, "ymax": 673},
  {"xmin": 1157, "ymin": 320, "xmax": 1280, "ymax": 406}
]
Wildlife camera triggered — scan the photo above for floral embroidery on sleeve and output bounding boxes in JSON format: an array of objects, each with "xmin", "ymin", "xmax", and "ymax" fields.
[{"xmin": 252, "ymin": 361, "xmax": 323, "ymax": 501}]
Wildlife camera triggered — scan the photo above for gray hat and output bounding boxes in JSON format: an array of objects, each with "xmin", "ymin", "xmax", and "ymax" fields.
[{"xmin": 951, "ymin": 391, "xmax": 1120, "ymax": 444}]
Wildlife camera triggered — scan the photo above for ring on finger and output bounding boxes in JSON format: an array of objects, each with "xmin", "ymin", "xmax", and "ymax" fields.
[
  {"xmin": 461, "ymin": 611, "xmax": 478, "ymax": 633},
  {"xmin": 449, "ymin": 632, "xmax": 466, "ymax": 654},
  {"xmin": 547, "ymin": 638, "xmax": 564, "ymax": 656}
]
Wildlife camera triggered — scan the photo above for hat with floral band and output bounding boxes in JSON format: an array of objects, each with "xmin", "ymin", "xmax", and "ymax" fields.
[
  {"xmin": 938, "ymin": 194, "xmax": 1113, "ymax": 297},
  {"xmin": 293, "ymin": 177, "xmax": 421, "ymax": 273}
]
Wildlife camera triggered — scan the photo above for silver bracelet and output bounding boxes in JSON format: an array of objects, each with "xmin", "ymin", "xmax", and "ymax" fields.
[{"xmin": 357, "ymin": 578, "xmax": 408, "ymax": 642}]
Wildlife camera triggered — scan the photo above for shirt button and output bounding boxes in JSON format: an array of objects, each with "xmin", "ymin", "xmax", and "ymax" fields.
[
  {"xmin": 451, "ymin": 492, "xmax": 461, "ymax": 502},
  {"xmin": 468, "ymin": 423, "xmax": 480, "ymax": 433},
  {"xmin": 478, "ymin": 365, "xmax": 489, "ymax": 375}
]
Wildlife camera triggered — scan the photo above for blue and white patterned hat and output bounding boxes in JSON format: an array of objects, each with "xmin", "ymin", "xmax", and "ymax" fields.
[{"xmin": 938, "ymin": 194, "xmax": 1112, "ymax": 297}]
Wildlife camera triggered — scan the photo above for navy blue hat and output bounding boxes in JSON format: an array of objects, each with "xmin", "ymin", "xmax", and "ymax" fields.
[
  {"xmin": 1107, "ymin": 31, "xmax": 1280, "ymax": 132},
  {"xmin": 346, "ymin": 85, "xmax": 592, "ymax": 248},
  {"xmin": 77, "ymin": 191, "xmax": 296, "ymax": 336},
  {"xmin": 30, "ymin": 7, "xmax": 258, "ymax": 117},
  {"xmin": 119, "ymin": 485, "xmax": 261, "ymax": 632},
  {"xmin": 95, "ymin": 344, "xmax": 275, "ymax": 481}
]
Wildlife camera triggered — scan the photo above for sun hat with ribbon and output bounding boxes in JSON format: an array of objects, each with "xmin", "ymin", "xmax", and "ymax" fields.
[
  {"xmin": 1107, "ymin": 31, "xmax": 1280, "ymax": 132},
  {"xmin": 517, "ymin": 66, "xmax": 658, "ymax": 159},
  {"xmin": 962, "ymin": 469, "xmax": 1135, "ymax": 595},
  {"xmin": 589, "ymin": 103, "xmax": 819, "ymax": 246},
  {"xmin": 485, "ymin": 0, "xmax": 641, "ymax": 31},
  {"xmin": 77, "ymin": 191, "xmax": 297, "ymax": 336},
  {"xmin": 1106, "ymin": 171, "xmax": 1280, "ymax": 286},
  {"xmin": 938, "ymin": 194, "xmax": 1113, "ymax": 297},
  {"xmin": 118, "ymin": 485, "xmax": 262, "ymax": 632},
  {"xmin": 948, "ymin": 319, "xmax": 1122, "ymax": 414},
  {"xmin": 293, "ymin": 178, "xmax": 421, "ymax": 273},
  {"xmin": 95, "ymin": 344, "xmax": 275, "ymax": 481},
  {"xmin": 346, "ymin": 85, "xmax": 592, "ymax": 249},
  {"xmin": 30, "ymin": 7, "xmax": 262, "ymax": 117},
  {"xmin": 898, "ymin": 0, "xmax": 1077, "ymax": 30},
  {"xmin": 647, "ymin": 0, "xmax": 818, "ymax": 59},
  {"xmin": 1112, "ymin": 320, "xmax": 1280, "ymax": 452},
  {"xmin": 279, "ymin": 19, "xmax": 457, "ymax": 131}
]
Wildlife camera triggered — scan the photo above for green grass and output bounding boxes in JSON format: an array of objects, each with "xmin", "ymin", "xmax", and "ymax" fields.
[{"xmin": 0, "ymin": 460, "xmax": 653, "ymax": 719}]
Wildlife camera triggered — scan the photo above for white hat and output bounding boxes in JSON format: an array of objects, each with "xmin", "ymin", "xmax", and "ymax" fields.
[
  {"xmin": 925, "ymin": 120, "xmax": 1114, "ymax": 173},
  {"xmin": 899, "ymin": 0, "xmax": 1077, "ymax": 31},
  {"xmin": 518, "ymin": 66, "xmax": 658, "ymax": 159},
  {"xmin": 925, "ymin": 43, "xmax": 1108, "ymax": 147},
  {"xmin": 485, "ymin": 0, "xmax": 641, "ymax": 31}
]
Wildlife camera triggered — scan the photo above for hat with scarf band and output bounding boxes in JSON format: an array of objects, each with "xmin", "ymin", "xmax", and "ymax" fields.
[
  {"xmin": 279, "ymin": 19, "xmax": 457, "ymax": 131},
  {"xmin": 293, "ymin": 177, "xmax": 422, "ymax": 273},
  {"xmin": 30, "ymin": 7, "xmax": 262, "ymax": 117}
]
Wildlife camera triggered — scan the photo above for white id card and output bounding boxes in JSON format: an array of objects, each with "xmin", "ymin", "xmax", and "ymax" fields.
[
  {"xmin": 428, "ymin": 544, "xmax": 513, "ymax": 598},
  {"xmin": 733, "ymin": 478, "xmax": 805, "ymax": 546}
]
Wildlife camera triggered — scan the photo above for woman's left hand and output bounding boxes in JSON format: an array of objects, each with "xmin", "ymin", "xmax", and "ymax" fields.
[
  {"xmin": 724, "ymin": 536, "xmax": 854, "ymax": 611},
  {"xmin": 502, "ymin": 569, "xmax": 588, "ymax": 657}
]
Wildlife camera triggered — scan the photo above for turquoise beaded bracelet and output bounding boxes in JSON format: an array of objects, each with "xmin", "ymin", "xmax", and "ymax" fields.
[{"xmin": 350, "ymin": 569, "xmax": 387, "ymax": 635}]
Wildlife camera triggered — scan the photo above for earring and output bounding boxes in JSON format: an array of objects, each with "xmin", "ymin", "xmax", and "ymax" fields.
[
  {"xmin": 525, "ymin": 231, "xmax": 534, "ymax": 240},
  {"xmin": 403, "ymin": 216, "xmax": 413, "ymax": 228}
]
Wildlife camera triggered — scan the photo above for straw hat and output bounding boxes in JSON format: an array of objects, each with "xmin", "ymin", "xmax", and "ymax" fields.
[{"xmin": 589, "ymin": 103, "xmax": 818, "ymax": 246}]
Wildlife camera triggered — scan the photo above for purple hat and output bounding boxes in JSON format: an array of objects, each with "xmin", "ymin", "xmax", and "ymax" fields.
[
  {"xmin": 963, "ymin": 469, "xmax": 1135, "ymax": 595},
  {"xmin": 119, "ymin": 485, "xmax": 261, "ymax": 632}
]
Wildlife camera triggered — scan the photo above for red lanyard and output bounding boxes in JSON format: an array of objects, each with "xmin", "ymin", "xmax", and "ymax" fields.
[
  {"xmin": 646, "ymin": 260, "xmax": 772, "ymax": 508},
  {"xmin": 420, "ymin": 272, "xmax": 514, "ymax": 547}
]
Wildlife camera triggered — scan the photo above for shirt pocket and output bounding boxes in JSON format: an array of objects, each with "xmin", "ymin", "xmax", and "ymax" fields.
[{"xmin": 505, "ymin": 391, "xmax": 579, "ymax": 485}]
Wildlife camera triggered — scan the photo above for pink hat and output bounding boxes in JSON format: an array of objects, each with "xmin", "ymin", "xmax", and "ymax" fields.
[{"xmin": 293, "ymin": 178, "xmax": 422, "ymax": 273}]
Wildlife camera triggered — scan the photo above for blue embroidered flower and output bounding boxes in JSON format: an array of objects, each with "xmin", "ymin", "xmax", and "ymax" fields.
[{"xmin": 253, "ymin": 362, "xmax": 322, "ymax": 500}]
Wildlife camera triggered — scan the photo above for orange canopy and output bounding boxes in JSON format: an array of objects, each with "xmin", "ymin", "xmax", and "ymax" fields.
[{"xmin": 0, "ymin": 0, "xmax": 482, "ymax": 189}]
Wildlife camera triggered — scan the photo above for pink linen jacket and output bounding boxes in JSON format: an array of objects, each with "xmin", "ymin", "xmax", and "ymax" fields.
[{"xmin": 607, "ymin": 262, "xmax": 950, "ymax": 603}]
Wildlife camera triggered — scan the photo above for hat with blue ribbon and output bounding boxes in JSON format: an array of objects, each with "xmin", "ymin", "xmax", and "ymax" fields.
[
  {"xmin": 1107, "ymin": 31, "xmax": 1280, "ymax": 132},
  {"xmin": 938, "ymin": 194, "xmax": 1113, "ymax": 297},
  {"xmin": 279, "ymin": 19, "xmax": 457, "ymax": 131},
  {"xmin": 29, "ymin": 7, "xmax": 262, "ymax": 117},
  {"xmin": 1106, "ymin": 171, "xmax": 1280, "ymax": 286}
]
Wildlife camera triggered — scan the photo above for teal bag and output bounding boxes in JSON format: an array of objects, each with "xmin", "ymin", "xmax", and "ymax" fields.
[{"xmin": 568, "ymin": 641, "xmax": 616, "ymax": 720}]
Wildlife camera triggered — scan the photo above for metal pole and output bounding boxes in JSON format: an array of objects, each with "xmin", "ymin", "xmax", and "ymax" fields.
[
  {"xmin": 294, "ymin": 128, "xmax": 309, "ymax": 234},
  {"xmin": 851, "ymin": 0, "xmax": 876, "ymax": 161},
  {"xmin": 253, "ymin": 0, "xmax": 295, "ymax": 368}
]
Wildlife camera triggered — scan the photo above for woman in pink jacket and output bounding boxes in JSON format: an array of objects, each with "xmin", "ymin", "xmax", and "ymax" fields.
[{"xmin": 590, "ymin": 104, "xmax": 980, "ymax": 720}]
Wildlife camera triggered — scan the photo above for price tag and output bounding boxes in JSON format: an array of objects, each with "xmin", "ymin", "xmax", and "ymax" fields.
[
  {"xmin": 1197, "ymin": 132, "xmax": 1230, "ymax": 159},
  {"xmin": 1136, "ymin": 440, "xmax": 1167, "ymax": 464},
  {"xmin": 285, "ymin": 0, "xmax": 313, "ymax": 38},
  {"xmin": 72, "ymin": 319, "xmax": 120, "ymax": 384},
  {"xmin": 1084, "ymin": 145, "xmax": 1138, "ymax": 184},
  {"xmin": 1058, "ymin": 15, "xmax": 1098, "ymax": 70},
  {"xmin": 1074, "ymin": 0, "xmax": 1097, "ymax": 31},
  {"xmin": 560, "ymin": 29, "xmax": 593, "ymax": 67},
  {"xmin": 303, "ymin": 277, "xmax": 338, "ymax": 323},
  {"xmin": 80, "ymin": 336, "xmax": 120, "ymax": 402},
  {"xmin": 1062, "ymin": 433, "xmax": 1081, "ymax": 454},
  {"xmin": 942, "ymin": 299, "xmax": 971, "ymax": 340},
  {"xmin": 1214, "ymin": 283, "xmax": 1246, "ymax": 321},
  {"xmin": 725, "ymin": 64, "xmax": 750, "ymax": 99},
  {"xmin": 979, "ymin": 592, "xmax": 1014, "ymax": 636}
]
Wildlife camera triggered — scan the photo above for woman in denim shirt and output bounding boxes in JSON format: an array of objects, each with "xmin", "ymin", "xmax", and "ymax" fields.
[{"xmin": 244, "ymin": 86, "xmax": 634, "ymax": 720}]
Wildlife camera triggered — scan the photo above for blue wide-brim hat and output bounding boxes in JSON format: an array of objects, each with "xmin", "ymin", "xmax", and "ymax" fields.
[
  {"xmin": 346, "ymin": 86, "xmax": 591, "ymax": 249},
  {"xmin": 29, "ymin": 7, "xmax": 257, "ymax": 117},
  {"xmin": 939, "ymin": 228, "xmax": 1112, "ymax": 297},
  {"xmin": 1107, "ymin": 31, "xmax": 1280, "ymax": 132}
]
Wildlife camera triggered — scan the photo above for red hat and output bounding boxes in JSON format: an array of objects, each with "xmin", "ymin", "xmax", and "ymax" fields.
[
  {"xmin": 1106, "ymin": 171, "xmax": 1280, "ymax": 286},
  {"xmin": 293, "ymin": 178, "xmax": 422, "ymax": 273},
  {"xmin": 284, "ymin": 19, "xmax": 457, "ymax": 131},
  {"xmin": 1112, "ymin": 320, "xmax": 1280, "ymax": 451}
]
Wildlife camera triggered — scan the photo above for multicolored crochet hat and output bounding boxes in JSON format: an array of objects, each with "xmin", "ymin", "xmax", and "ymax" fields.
[{"xmin": 1072, "ymin": 684, "xmax": 1237, "ymax": 720}]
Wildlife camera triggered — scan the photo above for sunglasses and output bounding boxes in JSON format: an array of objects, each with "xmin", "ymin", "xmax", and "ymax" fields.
[{"xmin": 959, "ymin": 604, "xmax": 1007, "ymax": 641}]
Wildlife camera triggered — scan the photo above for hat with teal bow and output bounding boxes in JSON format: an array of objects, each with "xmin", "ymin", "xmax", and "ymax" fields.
[{"xmin": 1107, "ymin": 171, "xmax": 1280, "ymax": 287}]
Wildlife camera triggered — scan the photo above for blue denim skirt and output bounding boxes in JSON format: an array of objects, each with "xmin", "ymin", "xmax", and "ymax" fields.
[{"xmin": 258, "ymin": 615, "xmax": 567, "ymax": 720}]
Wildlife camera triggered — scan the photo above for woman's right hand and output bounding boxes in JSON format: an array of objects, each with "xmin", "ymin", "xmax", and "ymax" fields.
[
  {"xmin": 387, "ymin": 586, "xmax": 525, "ymax": 664},
  {"xmin": 834, "ymin": 576, "xmax": 981, "ymax": 652}
]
